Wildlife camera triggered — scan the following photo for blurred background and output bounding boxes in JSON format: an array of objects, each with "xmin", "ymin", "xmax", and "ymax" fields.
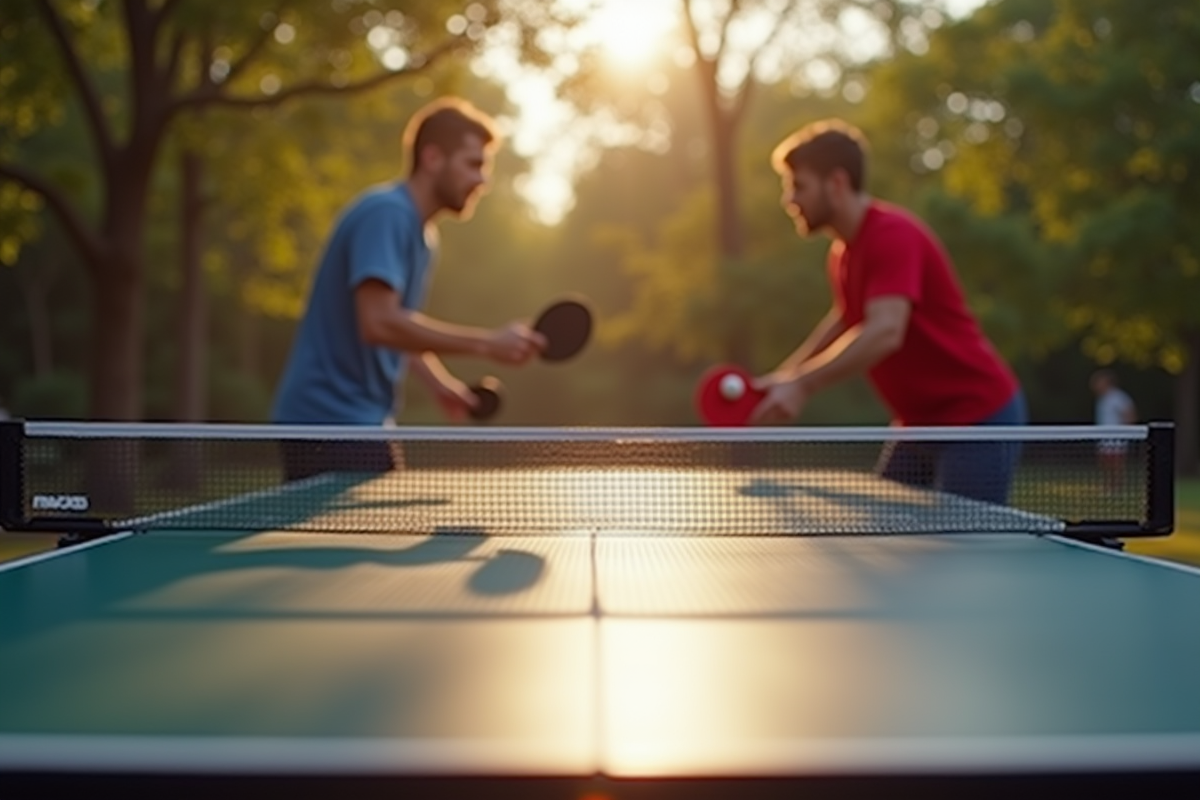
[{"xmin": 0, "ymin": 0, "xmax": 1196, "ymax": 476}]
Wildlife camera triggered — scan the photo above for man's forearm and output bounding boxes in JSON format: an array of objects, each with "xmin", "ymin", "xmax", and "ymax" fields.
[
  {"xmin": 369, "ymin": 310, "xmax": 493, "ymax": 357},
  {"xmin": 794, "ymin": 321, "xmax": 900, "ymax": 394},
  {"xmin": 779, "ymin": 310, "xmax": 845, "ymax": 375},
  {"xmin": 411, "ymin": 352, "xmax": 455, "ymax": 388},
  {"xmin": 408, "ymin": 352, "xmax": 436, "ymax": 387}
]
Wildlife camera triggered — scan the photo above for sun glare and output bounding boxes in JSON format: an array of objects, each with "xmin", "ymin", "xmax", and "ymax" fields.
[{"xmin": 590, "ymin": 0, "xmax": 677, "ymax": 69}]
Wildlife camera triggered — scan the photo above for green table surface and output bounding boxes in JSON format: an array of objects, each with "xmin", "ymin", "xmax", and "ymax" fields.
[{"xmin": 2, "ymin": 529, "xmax": 1199, "ymax": 777}]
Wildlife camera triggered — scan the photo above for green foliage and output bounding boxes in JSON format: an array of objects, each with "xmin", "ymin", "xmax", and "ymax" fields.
[
  {"xmin": 860, "ymin": 0, "xmax": 1199, "ymax": 468},
  {"xmin": 10, "ymin": 371, "xmax": 87, "ymax": 420},
  {"xmin": 0, "ymin": 0, "xmax": 517, "ymax": 422},
  {"xmin": 867, "ymin": 0, "xmax": 1200, "ymax": 371},
  {"xmin": 914, "ymin": 189, "xmax": 1066, "ymax": 360},
  {"xmin": 0, "ymin": 2, "xmax": 75, "ymax": 149},
  {"xmin": 0, "ymin": 1, "xmax": 105, "ymax": 264},
  {"xmin": 207, "ymin": 367, "xmax": 274, "ymax": 423},
  {"xmin": 2, "ymin": 0, "xmax": 1192, "ymax": 435},
  {"xmin": 598, "ymin": 82, "xmax": 856, "ymax": 370},
  {"xmin": 0, "ymin": 182, "xmax": 41, "ymax": 265}
]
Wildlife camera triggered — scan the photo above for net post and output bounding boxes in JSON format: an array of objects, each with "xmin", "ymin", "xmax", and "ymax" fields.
[
  {"xmin": 0, "ymin": 419, "xmax": 111, "ymax": 538},
  {"xmin": 1143, "ymin": 421, "xmax": 1175, "ymax": 535},
  {"xmin": 0, "ymin": 419, "xmax": 25, "ymax": 532}
]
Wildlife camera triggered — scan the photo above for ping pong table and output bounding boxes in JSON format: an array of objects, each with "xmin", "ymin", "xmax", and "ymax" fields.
[{"xmin": 0, "ymin": 420, "xmax": 1197, "ymax": 797}]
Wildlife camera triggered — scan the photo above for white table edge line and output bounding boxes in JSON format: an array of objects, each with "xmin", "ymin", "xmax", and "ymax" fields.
[
  {"xmin": 1046, "ymin": 534, "xmax": 1200, "ymax": 577},
  {"xmin": 0, "ymin": 531, "xmax": 134, "ymax": 574}
]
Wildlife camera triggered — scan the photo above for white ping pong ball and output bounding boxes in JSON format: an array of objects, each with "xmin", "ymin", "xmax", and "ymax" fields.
[{"xmin": 719, "ymin": 373, "xmax": 746, "ymax": 401}]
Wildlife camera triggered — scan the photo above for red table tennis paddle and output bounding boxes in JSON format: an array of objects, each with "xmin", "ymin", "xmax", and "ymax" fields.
[
  {"xmin": 534, "ymin": 297, "xmax": 593, "ymax": 362},
  {"xmin": 695, "ymin": 364, "xmax": 766, "ymax": 426}
]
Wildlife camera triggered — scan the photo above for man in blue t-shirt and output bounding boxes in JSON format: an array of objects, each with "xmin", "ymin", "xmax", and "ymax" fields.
[{"xmin": 272, "ymin": 98, "xmax": 546, "ymax": 479}]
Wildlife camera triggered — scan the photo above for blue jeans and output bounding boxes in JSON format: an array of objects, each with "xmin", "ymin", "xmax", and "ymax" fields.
[{"xmin": 876, "ymin": 391, "xmax": 1028, "ymax": 505}]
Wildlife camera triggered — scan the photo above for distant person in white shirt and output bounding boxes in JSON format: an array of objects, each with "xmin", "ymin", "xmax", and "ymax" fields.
[{"xmin": 1090, "ymin": 369, "xmax": 1137, "ymax": 489}]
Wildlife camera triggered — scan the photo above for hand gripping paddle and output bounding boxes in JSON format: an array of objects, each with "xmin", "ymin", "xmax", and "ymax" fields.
[
  {"xmin": 468, "ymin": 375, "xmax": 504, "ymax": 422},
  {"xmin": 695, "ymin": 363, "xmax": 766, "ymax": 426},
  {"xmin": 467, "ymin": 297, "xmax": 593, "ymax": 422}
]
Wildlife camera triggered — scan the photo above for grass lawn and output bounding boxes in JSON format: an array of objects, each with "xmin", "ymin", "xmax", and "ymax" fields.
[
  {"xmin": 0, "ymin": 531, "xmax": 61, "ymax": 563},
  {"xmin": 1127, "ymin": 476, "xmax": 1200, "ymax": 567}
]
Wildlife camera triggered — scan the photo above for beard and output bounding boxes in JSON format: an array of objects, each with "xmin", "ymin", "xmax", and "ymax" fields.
[
  {"xmin": 434, "ymin": 174, "xmax": 468, "ymax": 215},
  {"xmin": 793, "ymin": 186, "xmax": 833, "ymax": 235},
  {"xmin": 433, "ymin": 170, "xmax": 483, "ymax": 218}
]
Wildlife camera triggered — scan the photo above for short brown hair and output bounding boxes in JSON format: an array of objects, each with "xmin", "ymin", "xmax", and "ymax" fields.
[
  {"xmin": 404, "ymin": 98, "xmax": 499, "ymax": 175},
  {"xmin": 771, "ymin": 119, "xmax": 869, "ymax": 191}
]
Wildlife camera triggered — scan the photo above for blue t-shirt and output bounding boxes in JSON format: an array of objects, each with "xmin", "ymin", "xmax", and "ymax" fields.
[{"xmin": 272, "ymin": 183, "xmax": 433, "ymax": 424}]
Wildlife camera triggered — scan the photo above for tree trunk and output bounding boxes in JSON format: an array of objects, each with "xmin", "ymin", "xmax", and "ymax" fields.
[
  {"xmin": 87, "ymin": 258, "xmax": 144, "ymax": 421},
  {"xmin": 711, "ymin": 111, "xmax": 743, "ymax": 261},
  {"xmin": 84, "ymin": 159, "xmax": 152, "ymax": 513},
  {"xmin": 84, "ymin": 256, "xmax": 143, "ymax": 513},
  {"xmin": 709, "ymin": 111, "xmax": 752, "ymax": 366},
  {"xmin": 16, "ymin": 255, "xmax": 56, "ymax": 377},
  {"xmin": 174, "ymin": 150, "xmax": 206, "ymax": 423},
  {"xmin": 167, "ymin": 149, "xmax": 207, "ymax": 490},
  {"xmin": 90, "ymin": 144, "xmax": 156, "ymax": 422},
  {"xmin": 237, "ymin": 298, "xmax": 261, "ymax": 378},
  {"xmin": 1175, "ymin": 327, "xmax": 1199, "ymax": 476}
]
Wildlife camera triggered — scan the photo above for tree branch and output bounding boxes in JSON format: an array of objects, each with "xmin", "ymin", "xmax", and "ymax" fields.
[
  {"xmin": 0, "ymin": 162, "xmax": 105, "ymax": 271},
  {"xmin": 123, "ymin": 0, "xmax": 157, "ymax": 111},
  {"xmin": 35, "ymin": 0, "xmax": 116, "ymax": 164},
  {"xmin": 735, "ymin": 0, "xmax": 803, "ymax": 122},
  {"xmin": 749, "ymin": 0, "xmax": 801, "ymax": 72},
  {"xmin": 713, "ymin": 0, "xmax": 742, "ymax": 66},
  {"xmin": 162, "ymin": 29, "xmax": 186, "ymax": 93},
  {"xmin": 681, "ymin": 0, "xmax": 717, "ymax": 88},
  {"xmin": 154, "ymin": 0, "xmax": 185, "ymax": 27},
  {"xmin": 194, "ymin": 28, "xmax": 215, "ymax": 93},
  {"xmin": 732, "ymin": 73, "xmax": 756, "ymax": 124},
  {"xmin": 172, "ymin": 37, "xmax": 468, "ymax": 113},
  {"xmin": 680, "ymin": 0, "xmax": 706, "ymax": 62},
  {"xmin": 224, "ymin": 25, "xmax": 275, "ymax": 85},
  {"xmin": 222, "ymin": 2, "xmax": 294, "ymax": 86}
]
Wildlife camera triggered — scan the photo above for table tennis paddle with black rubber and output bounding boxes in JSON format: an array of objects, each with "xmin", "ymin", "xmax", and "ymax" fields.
[
  {"xmin": 467, "ymin": 298, "xmax": 593, "ymax": 422},
  {"xmin": 695, "ymin": 363, "xmax": 766, "ymax": 426},
  {"xmin": 533, "ymin": 297, "xmax": 593, "ymax": 362},
  {"xmin": 468, "ymin": 376, "xmax": 504, "ymax": 422}
]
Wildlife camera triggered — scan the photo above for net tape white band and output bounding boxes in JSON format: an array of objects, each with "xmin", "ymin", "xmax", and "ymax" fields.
[{"xmin": 22, "ymin": 422, "xmax": 1150, "ymax": 443}]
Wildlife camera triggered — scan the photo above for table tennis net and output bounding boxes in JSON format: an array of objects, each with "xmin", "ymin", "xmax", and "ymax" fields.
[{"xmin": 2, "ymin": 423, "xmax": 1173, "ymax": 538}]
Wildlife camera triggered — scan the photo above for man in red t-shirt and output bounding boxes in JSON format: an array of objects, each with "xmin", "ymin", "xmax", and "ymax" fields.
[{"xmin": 749, "ymin": 119, "xmax": 1026, "ymax": 503}]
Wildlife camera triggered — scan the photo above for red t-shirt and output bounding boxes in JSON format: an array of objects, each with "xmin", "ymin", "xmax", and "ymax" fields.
[{"xmin": 829, "ymin": 201, "xmax": 1018, "ymax": 425}]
